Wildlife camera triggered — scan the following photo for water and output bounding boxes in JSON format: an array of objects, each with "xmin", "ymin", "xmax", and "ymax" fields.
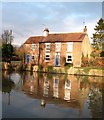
[{"xmin": 2, "ymin": 70, "xmax": 103, "ymax": 118}]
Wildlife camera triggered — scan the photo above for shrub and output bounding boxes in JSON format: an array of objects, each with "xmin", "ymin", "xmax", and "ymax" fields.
[
  {"xmin": 81, "ymin": 57, "xmax": 89, "ymax": 67},
  {"xmin": 100, "ymin": 51, "xmax": 104, "ymax": 57},
  {"xmin": 57, "ymin": 68, "xmax": 62, "ymax": 74},
  {"xmin": 47, "ymin": 65, "xmax": 54, "ymax": 73},
  {"xmin": 38, "ymin": 64, "xmax": 43, "ymax": 72},
  {"xmin": 64, "ymin": 63, "xmax": 73, "ymax": 73},
  {"xmin": 82, "ymin": 57, "xmax": 104, "ymax": 67},
  {"xmin": 61, "ymin": 57, "xmax": 66, "ymax": 67}
]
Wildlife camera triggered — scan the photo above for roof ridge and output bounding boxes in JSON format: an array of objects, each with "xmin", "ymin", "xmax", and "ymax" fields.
[
  {"xmin": 24, "ymin": 32, "xmax": 87, "ymax": 44},
  {"xmin": 30, "ymin": 32, "xmax": 85, "ymax": 37},
  {"xmin": 48, "ymin": 32, "xmax": 84, "ymax": 35}
]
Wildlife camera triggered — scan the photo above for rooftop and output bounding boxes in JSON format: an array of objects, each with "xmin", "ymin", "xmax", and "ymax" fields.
[{"xmin": 24, "ymin": 32, "xmax": 87, "ymax": 44}]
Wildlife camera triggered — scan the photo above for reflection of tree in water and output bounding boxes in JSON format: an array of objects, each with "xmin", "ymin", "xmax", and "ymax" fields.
[
  {"xmin": 80, "ymin": 76, "xmax": 90, "ymax": 90},
  {"xmin": 2, "ymin": 73, "xmax": 15, "ymax": 105},
  {"xmin": 88, "ymin": 88, "xmax": 102, "ymax": 118},
  {"xmin": 2, "ymin": 77, "xmax": 15, "ymax": 93}
]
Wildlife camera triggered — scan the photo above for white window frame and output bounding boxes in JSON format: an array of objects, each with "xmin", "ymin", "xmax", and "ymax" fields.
[
  {"xmin": 66, "ymin": 53, "xmax": 72, "ymax": 63},
  {"xmin": 31, "ymin": 55, "xmax": 35, "ymax": 61},
  {"xmin": 55, "ymin": 42, "xmax": 61, "ymax": 52},
  {"xmin": 55, "ymin": 53, "xmax": 60, "ymax": 66},
  {"xmin": 45, "ymin": 53, "xmax": 50, "ymax": 62},
  {"xmin": 45, "ymin": 43, "xmax": 50, "ymax": 52},
  {"xmin": 67, "ymin": 42, "xmax": 73, "ymax": 52},
  {"xmin": 53, "ymin": 77, "xmax": 59, "ymax": 98},
  {"xmin": 31, "ymin": 44, "xmax": 36, "ymax": 50},
  {"xmin": 64, "ymin": 80, "xmax": 71, "ymax": 101},
  {"xmin": 43, "ymin": 79, "xmax": 49, "ymax": 97}
]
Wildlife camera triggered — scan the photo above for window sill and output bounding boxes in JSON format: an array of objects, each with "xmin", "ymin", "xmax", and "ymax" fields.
[
  {"xmin": 45, "ymin": 61, "xmax": 50, "ymax": 62},
  {"xmin": 45, "ymin": 50, "xmax": 50, "ymax": 52},
  {"xmin": 54, "ymin": 66, "xmax": 61, "ymax": 67}
]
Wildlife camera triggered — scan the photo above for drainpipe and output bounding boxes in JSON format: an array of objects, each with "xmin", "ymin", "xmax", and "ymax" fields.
[
  {"xmin": 38, "ymin": 42, "xmax": 40, "ymax": 66},
  {"xmin": 23, "ymin": 45, "xmax": 25, "ymax": 64}
]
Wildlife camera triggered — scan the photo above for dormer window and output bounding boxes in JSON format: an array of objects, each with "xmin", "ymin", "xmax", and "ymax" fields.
[
  {"xmin": 31, "ymin": 44, "xmax": 36, "ymax": 50},
  {"xmin": 45, "ymin": 43, "xmax": 50, "ymax": 51},
  {"xmin": 55, "ymin": 42, "xmax": 61, "ymax": 52}
]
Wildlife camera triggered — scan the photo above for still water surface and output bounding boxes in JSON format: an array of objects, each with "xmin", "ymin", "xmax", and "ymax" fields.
[{"xmin": 2, "ymin": 70, "xmax": 103, "ymax": 118}]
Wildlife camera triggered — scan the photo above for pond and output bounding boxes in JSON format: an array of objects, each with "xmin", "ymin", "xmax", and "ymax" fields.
[{"xmin": 2, "ymin": 70, "xmax": 103, "ymax": 118}]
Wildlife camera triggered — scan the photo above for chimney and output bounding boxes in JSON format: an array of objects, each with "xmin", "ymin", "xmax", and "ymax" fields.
[
  {"xmin": 83, "ymin": 26, "xmax": 87, "ymax": 33},
  {"xmin": 43, "ymin": 28, "xmax": 49, "ymax": 37}
]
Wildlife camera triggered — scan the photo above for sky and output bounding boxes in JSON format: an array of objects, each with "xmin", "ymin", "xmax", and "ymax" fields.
[{"xmin": 1, "ymin": 1, "xmax": 103, "ymax": 46}]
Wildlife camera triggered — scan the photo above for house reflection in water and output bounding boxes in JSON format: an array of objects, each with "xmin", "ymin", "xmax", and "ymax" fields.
[
  {"xmin": 43, "ymin": 77, "xmax": 49, "ymax": 97},
  {"xmin": 22, "ymin": 72, "xmax": 85, "ymax": 110},
  {"xmin": 64, "ymin": 80, "xmax": 71, "ymax": 101},
  {"xmin": 2, "ymin": 71, "xmax": 103, "ymax": 118},
  {"xmin": 53, "ymin": 77, "xmax": 59, "ymax": 98}
]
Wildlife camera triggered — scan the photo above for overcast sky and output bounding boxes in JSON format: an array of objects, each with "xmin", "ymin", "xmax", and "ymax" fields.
[{"xmin": 1, "ymin": 1, "xmax": 103, "ymax": 46}]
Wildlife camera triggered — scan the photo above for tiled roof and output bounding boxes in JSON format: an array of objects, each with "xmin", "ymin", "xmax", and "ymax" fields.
[{"xmin": 24, "ymin": 33, "xmax": 87, "ymax": 44}]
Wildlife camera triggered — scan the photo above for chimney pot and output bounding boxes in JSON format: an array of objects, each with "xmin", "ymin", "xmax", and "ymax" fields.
[
  {"xmin": 43, "ymin": 28, "xmax": 49, "ymax": 37},
  {"xmin": 83, "ymin": 26, "xmax": 87, "ymax": 33}
]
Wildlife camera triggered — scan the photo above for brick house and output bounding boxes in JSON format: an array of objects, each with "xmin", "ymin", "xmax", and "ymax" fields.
[{"xmin": 22, "ymin": 26, "xmax": 92, "ymax": 68}]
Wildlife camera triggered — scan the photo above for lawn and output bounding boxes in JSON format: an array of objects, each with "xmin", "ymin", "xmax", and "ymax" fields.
[{"xmin": 75, "ymin": 66, "xmax": 104, "ymax": 70}]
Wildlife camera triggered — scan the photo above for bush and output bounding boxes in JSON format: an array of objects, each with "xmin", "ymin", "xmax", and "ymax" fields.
[
  {"xmin": 38, "ymin": 64, "xmax": 43, "ymax": 72},
  {"xmin": 64, "ymin": 63, "xmax": 73, "ymax": 67},
  {"xmin": 81, "ymin": 57, "xmax": 89, "ymax": 67},
  {"xmin": 47, "ymin": 65, "xmax": 54, "ymax": 73},
  {"xmin": 82, "ymin": 57, "xmax": 104, "ymax": 67},
  {"xmin": 57, "ymin": 68, "xmax": 62, "ymax": 73},
  {"xmin": 100, "ymin": 51, "xmax": 104, "ymax": 57},
  {"xmin": 91, "ymin": 57, "xmax": 104, "ymax": 67},
  {"xmin": 61, "ymin": 57, "xmax": 66, "ymax": 66},
  {"xmin": 64, "ymin": 63, "xmax": 73, "ymax": 73}
]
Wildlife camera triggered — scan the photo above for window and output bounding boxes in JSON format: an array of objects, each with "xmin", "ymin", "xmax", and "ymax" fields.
[
  {"xmin": 55, "ymin": 42, "xmax": 61, "ymax": 52},
  {"xmin": 32, "ymin": 55, "xmax": 35, "ymax": 61},
  {"xmin": 45, "ymin": 53, "xmax": 50, "ymax": 61},
  {"xmin": 26, "ymin": 54, "xmax": 30, "ymax": 63},
  {"xmin": 66, "ymin": 54, "xmax": 72, "ymax": 63},
  {"xmin": 67, "ymin": 42, "xmax": 73, "ymax": 52},
  {"xmin": 45, "ymin": 43, "xmax": 50, "ymax": 51},
  {"xmin": 55, "ymin": 53, "xmax": 60, "ymax": 66},
  {"xmin": 31, "ymin": 44, "xmax": 36, "ymax": 50}
]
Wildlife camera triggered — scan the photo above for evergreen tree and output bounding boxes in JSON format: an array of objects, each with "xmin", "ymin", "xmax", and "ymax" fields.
[
  {"xmin": 2, "ymin": 44, "xmax": 14, "ymax": 58},
  {"xmin": 2, "ymin": 30, "xmax": 14, "ymax": 62},
  {"xmin": 92, "ymin": 18, "xmax": 104, "ymax": 50}
]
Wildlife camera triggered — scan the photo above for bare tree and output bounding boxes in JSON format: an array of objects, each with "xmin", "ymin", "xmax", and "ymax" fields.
[{"xmin": 2, "ymin": 30, "xmax": 13, "ymax": 44}]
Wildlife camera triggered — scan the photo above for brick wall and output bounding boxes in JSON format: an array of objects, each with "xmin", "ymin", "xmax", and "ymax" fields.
[
  {"xmin": 24, "ymin": 36, "xmax": 91, "ymax": 68},
  {"xmin": 23, "ymin": 44, "xmax": 39, "ymax": 65},
  {"xmin": 39, "ymin": 42, "xmax": 80, "ymax": 67},
  {"xmin": 73, "ymin": 42, "xmax": 82, "ymax": 67},
  {"xmin": 82, "ymin": 35, "xmax": 92, "ymax": 58}
]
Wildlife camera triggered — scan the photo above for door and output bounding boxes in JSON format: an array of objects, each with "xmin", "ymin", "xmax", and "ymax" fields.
[
  {"xmin": 26, "ymin": 54, "xmax": 30, "ymax": 63},
  {"xmin": 55, "ymin": 53, "xmax": 60, "ymax": 66}
]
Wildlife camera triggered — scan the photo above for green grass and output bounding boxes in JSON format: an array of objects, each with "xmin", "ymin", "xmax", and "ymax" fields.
[
  {"xmin": 11, "ymin": 61, "xmax": 21, "ymax": 64},
  {"xmin": 75, "ymin": 66, "xmax": 104, "ymax": 70}
]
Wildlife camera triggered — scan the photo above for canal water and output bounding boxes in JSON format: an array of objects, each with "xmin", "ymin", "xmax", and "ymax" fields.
[{"xmin": 2, "ymin": 70, "xmax": 103, "ymax": 118}]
